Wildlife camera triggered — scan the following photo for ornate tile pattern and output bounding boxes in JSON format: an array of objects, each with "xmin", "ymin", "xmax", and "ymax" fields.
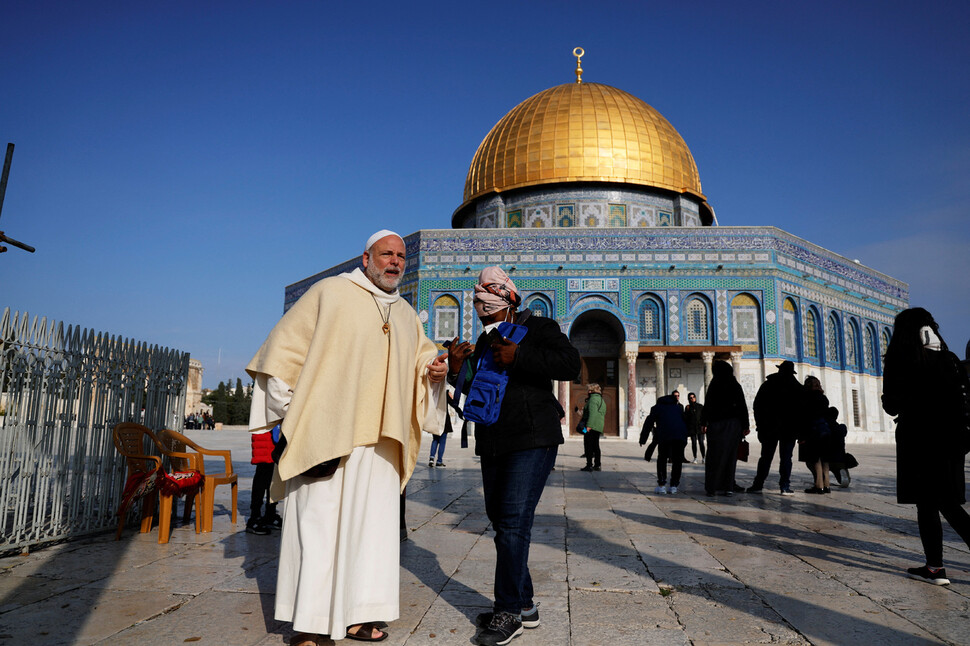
[
  {"xmin": 557, "ymin": 205, "xmax": 576, "ymax": 227},
  {"xmin": 506, "ymin": 209, "xmax": 522, "ymax": 228},
  {"xmin": 582, "ymin": 203, "xmax": 604, "ymax": 227},
  {"xmin": 288, "ymin": 225, "xmax": 900, "ymax": 375},
  {"xmin": 526, "ymin": 205, "xmax": 552, "ymax": 228},
  {"xmin": 668, "ymin": 293, "xmax": 680, "ymax": 342},
  {"xmin": 717, "ymin": 290, "xmax": 729, "ymax": 341}
]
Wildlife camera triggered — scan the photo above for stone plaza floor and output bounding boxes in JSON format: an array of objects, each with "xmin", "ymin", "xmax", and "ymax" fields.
[{"xmin": 1, "ymin": 428, "xmax": 968, "ymax": 645}]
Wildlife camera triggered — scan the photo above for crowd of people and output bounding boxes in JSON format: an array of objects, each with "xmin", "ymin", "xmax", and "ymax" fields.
[
  {"xmin": 240, "ymin": 231, "xmax": 969, "ymax": 645},
  {"xmin": 183, "ymin": 411, "xmax": 214, "ymax": 429}
]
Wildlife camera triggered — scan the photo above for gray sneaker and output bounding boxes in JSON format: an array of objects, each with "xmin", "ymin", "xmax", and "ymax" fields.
[{"xmin": 477, "ymin": 611, "xmax": 523, "ymax": 645}]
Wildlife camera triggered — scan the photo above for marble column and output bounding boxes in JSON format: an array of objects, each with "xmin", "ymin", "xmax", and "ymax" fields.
[
  {"xmin": 625, "ymin": 344, "xmax": 639, "ymax": 434},
  {"xmin": 730, "ymin": 351, "xmax": 744, "ymax": 376},
  {"xmin": 701, "ymin": 351, "xmax": 715, "ymax": 391},
  {"xmin": 558, "ymin": 379, "xmax": 569, "ymax": 433},
  {"xmin": 653, "ymin": 351, "xmax": 667, "ymax": 397}
]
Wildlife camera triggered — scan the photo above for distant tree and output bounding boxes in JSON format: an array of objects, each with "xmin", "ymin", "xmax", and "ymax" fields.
[
  {"xmin": 230, "ymin": 377, "xmax": 249, "ymax": 424},
  {"xmin": 203, "ymin": 381, "xmax": 229, "ymax": 423},
  {"xmin": 202, "ymin": 378, "xmax": 252, "ymax": 425}
]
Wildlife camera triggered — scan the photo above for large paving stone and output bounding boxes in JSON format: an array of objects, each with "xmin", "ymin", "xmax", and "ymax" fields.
[
  {"xmin": 567, "ymin": 553, "xmax": 658, "ymax": 592},
  {"xmin": 0, "ymin": 587, "xmax": 188, "ymax": 645},
  {"xmin": 761, "ymin": 590, "xmax": 940, "ymax": 645},
  {"xmin": 103, "ymin": 589, "xmax": 279, "ymax": 646},
  {"xmin": 669, "ymin": 586, "xmax": 805, "ymax": 645}
]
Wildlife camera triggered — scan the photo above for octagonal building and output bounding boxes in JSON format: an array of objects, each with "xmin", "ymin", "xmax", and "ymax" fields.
[{"xmin": 287, "ymin": 59, "xmax": 907, "ymax": 442}]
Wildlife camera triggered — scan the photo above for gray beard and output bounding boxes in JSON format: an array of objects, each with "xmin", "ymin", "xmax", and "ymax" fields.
[{"xmin": 365, "ymin": 263, "xmax": 401, "ymax": 293}]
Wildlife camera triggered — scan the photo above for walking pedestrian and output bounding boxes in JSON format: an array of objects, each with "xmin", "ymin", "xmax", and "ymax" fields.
[
  {"xmin": 882, "ymin": 307, "xmax": 970, "ymax": 586},
  {"xmin": 640, "ymin": 394, "xmax": 688, "ymax": 494}
]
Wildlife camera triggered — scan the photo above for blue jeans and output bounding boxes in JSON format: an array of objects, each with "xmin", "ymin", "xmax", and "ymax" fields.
[
  {"xmin": 430, "ymin": 433, "xmax": 447, "ymax": 463},
  {"xmin": 481, "ymin": 446, "xmax": 558, "ymax": 613}
]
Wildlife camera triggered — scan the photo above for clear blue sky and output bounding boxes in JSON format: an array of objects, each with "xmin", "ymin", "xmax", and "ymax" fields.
[{"xmin": 3, "ymin": 1, "xmax": 968, "ymax": 388}]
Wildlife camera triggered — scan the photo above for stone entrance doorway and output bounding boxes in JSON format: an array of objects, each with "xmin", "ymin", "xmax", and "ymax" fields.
[{"xmin": 568, "ymin": 311, "xmax": 623, "ymax": 436}]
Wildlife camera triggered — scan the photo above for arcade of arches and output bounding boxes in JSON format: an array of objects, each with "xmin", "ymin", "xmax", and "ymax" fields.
[{"xmin": 562, "ymin": 309, "xmax": 742, "ymax": 437}]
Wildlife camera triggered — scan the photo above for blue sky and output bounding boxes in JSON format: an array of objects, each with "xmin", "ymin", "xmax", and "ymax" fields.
[{"xmin": 2, "ymin": 1, "xmax": 968, "ymax": 387}]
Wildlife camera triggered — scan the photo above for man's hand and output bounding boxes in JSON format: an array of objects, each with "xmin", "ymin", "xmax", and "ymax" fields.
[
  {"xmin": 446, "ymin": 337, "xmax": 474, "ymax": 375},
  {"xmin": 428, "ymin": 354, "xmax": 448, "ymax": 383},
  {"xmin": 490, "ymin": 336, "xmax": 517, "ymax": 369}
]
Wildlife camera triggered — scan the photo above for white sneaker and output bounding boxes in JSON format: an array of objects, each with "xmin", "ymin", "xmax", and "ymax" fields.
[
  {"xmin": 654, "ymin": 485, "xmax": 667, "ymax": 494},
  {"xmin": 667, "ymin": 486, "xmax": 678, "ymax": 494}
]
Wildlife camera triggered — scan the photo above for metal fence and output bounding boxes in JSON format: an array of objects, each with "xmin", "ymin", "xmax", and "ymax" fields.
[{"xmin": 0, "ymin": 308, "xmax": 189, "ymax": 554}]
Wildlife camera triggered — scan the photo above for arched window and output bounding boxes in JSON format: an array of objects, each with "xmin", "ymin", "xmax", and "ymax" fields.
[
  {"xmin": 782, "ymin": 298, "xmax": 799, "ymax": 357},
  {"xmin": 731, "ymin": 293, "xmax": 761, "ymax": 352},
  {"xmin": 864, "ymin": 324, "xmax": 876, "ymax": 372},
  {"xmin": 638, "ymin": 296, "xmax": 664, "ymax": 343},
  {"xmin": 685, "ymin": 296, "xmax": 712, "ymax": 343},
  {"xmin": 805, "ymin": 308, "xmax": 820, "ymax": 360},
  {"xmin": 845, "ymin": 319, "xmax": 860, "ymax": 369},
  {"xmin": 432, "ymin": 294, "xmax": 460, "ymax": 341},
  {"xmin": 524, "ymin": 294, "xmax": 551, "ymax": 318},
  {"xmin": 826, "ymin": 312, "xmax": 842, "ymax": 367}
]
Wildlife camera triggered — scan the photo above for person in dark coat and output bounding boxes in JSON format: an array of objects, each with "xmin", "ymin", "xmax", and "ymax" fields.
[
  {"xmin": 640, "ymin": 394, "xmax": 689, "ymax": 494},
  {"xmin": 824, "ymin": 406, "xmax": 850, "ymax": 487},
  {"xmin": 882, "ymin": 307, "xmax": 970, "ymax": 586},
  {"xmin": 447, "ymin": 266, "xmax": 581, "ymax": 643},
  {"xmin": 684, "ymin": 392, "xmax": 705, "ymax": 463},
  {"xmin": 700, "ymin": 361, "xmax": 749, "ymax": 496},
  {"xmin": 642, "ymin": 390, "xmax": 682, "ymax": 461},
  {"xmin": 746, "ymin": 361, "xmax": 803, "ymax": 495},
  {"xmin": 800, "ymin": 376, "xmax": 831, "ymax": 493}
]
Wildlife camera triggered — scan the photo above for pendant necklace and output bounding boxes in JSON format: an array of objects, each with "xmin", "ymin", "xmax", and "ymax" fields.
[{"xmin": 372, "ymin": 295, "xmax": 393, "ymax": 334}]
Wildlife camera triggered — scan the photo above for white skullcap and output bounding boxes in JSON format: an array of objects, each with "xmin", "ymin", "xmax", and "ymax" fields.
[{"xmin": 364, "ymin": 229, "xmax": 403, "ymax": 252}]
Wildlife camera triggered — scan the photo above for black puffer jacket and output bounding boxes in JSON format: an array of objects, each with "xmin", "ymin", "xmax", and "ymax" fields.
[{"xmin": 462, "ymin": 311, "xmax": 581, "ymax": 457}]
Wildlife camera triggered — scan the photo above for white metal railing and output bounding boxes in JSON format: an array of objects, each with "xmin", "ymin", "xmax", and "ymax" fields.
[{"xmin": 0, "ymin": 308, "xmax": 188, "ymax": 553}]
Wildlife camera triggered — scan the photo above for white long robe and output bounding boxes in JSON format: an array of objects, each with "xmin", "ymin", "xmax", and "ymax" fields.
[{"xmin": 246, "ymin": 269, "xmax": 445, "ymax": 638}]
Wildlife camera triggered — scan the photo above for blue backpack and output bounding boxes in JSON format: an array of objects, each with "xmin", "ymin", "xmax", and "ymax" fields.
[{"xmin": 458, "ymin": 321, "xmax": 528, "ymax": 425}]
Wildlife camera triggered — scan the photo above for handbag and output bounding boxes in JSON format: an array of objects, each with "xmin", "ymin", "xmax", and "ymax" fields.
[
  {"xmin": 737, "ymin": 438, "xmax": 750, "ymax": 462},
  {"xmin": 575, "ymin": 404, "xmax": 589, "ymax": 435}
]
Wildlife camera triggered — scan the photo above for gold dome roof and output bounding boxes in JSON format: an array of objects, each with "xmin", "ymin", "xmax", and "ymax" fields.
[{"xmin": 457, "ymin": 82, "xmax": 706, "ymax": 219}]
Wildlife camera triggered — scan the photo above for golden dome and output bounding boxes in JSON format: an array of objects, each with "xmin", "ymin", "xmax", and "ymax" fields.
[{"xmin": 457, "ymin": 82, "xmax": 706, "ymax": 219}]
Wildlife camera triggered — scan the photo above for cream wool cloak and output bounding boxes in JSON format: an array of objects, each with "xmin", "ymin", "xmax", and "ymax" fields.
[{"xmin": 246, "ymin": 270, "xmax": 444, "ymax": 493}]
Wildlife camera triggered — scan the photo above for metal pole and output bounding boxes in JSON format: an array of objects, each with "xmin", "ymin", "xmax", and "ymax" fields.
[
  {"xmin": 0, "ymin": 143, "xmax": 14, "ymax": 220},
  {"xmin": 0, "ymin": 143, "xmax": 37, "ymax": 253}
]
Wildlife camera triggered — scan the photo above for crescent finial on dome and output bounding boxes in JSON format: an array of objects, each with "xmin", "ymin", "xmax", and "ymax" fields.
[{"xmin": 573, "ymin": 47, "xmax": 584, "ymax": 83}]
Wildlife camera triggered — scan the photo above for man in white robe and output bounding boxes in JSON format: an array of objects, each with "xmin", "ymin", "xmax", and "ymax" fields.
[{"xmin": 247, "ymin": 230, "xmax": 447, "ymax": 644}]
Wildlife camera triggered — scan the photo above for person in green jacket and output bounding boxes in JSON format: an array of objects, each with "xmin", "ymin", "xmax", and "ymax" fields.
[{"xmin": 580, "ymin": 383, "xmax": 607, "ymax": 471}]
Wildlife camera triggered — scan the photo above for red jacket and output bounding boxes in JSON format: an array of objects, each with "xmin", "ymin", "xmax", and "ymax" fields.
[{"xmin": 251, "ymin": 431, "xmax": 275, "ymax": 464}]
